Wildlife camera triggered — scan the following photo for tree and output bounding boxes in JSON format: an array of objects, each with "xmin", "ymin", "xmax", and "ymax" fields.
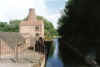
[
  {"xmin": 37, "ymin": 16, "xmax": 58, "ymax": 40},
  {"xmin": 0, "ymin": 22, "xmax": 8, "ymax": 32},
  {"xmin": 9, "ymin": 19, "xmax": 21, "ymax": 32},
  {"xmin": 0, "ymin": 16, "xmax": 58, "ymax": 40},
  {"xmin": 58, "ymin": 0, "xmax": 98, "ymax": 66},
  {"xmin": 0, "ymin": 20, "xmax": 21, "ymax": 32}
]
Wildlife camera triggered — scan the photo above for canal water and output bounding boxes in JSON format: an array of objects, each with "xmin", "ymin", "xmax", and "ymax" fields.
[{"xmin": 46, "ymin": 39, "xmax": 64, "ymax": 67}]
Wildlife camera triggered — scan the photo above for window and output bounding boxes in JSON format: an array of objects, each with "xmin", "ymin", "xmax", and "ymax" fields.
[
  {"xmin": 35, "ymin": 26, "xmax": 39, "ymax": 31},
  {"xmin": 36, "ymin": 33, "xmax": 39, "ymax": 36}
]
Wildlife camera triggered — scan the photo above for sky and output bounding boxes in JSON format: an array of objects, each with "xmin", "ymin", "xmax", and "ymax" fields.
[{"xmin": 0, "ymin": 0, "xmax": 67, "ymax": 28}]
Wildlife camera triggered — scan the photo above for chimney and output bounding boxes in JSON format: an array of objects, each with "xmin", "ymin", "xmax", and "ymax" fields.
[{"xmin": 27, "ymin": 8, "xmax": 37, "ymax": 22}]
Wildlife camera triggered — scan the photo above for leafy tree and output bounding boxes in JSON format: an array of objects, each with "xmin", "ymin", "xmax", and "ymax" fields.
[
  {"xmin": 58, "ymin": 0, "xmax": 98, "ymax": 66},
  {"xmin": 9, "ymin": 19, "xmax": 21, "ymax": 32},
  {"xmin": 37, "ymin": 16, "xmax": 58, "ymax": 40},
  {"xmin": 0, "ymin": 22, "xmax": 7, "ymax": 32},
  {"xmin": 0, "ymin": 20, "xmax": 21, "ymax": 32},
  {"xmin": 0, "ymin": 16, "xmax": 58, "ymax": 40}
]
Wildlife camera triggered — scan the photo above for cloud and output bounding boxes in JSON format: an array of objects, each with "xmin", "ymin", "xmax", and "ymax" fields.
[
  {"xmin": 0, "ymin": 0, "xmax": 48, "ymax": 22},
  {"xmin": 0, "ymin": 0, "xmax": 64, "ymax": 28},
  {"xmin": 46, "ymin": 11, "xmax": 61, "ymax": 29}
]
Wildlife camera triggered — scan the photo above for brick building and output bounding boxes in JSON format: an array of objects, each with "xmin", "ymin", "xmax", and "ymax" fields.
[
  {"xmin": 0, "ymin": 8, "xmax": 44, "ymax": 58},
  {"xmin": 20, "ymin": 8, "xmax": 44, "ymax": 38}
]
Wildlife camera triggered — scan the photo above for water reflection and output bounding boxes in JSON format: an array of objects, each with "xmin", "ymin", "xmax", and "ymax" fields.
[{"xmin": 46, "ymin": 39, "xmax": 64, "ymax": 67}]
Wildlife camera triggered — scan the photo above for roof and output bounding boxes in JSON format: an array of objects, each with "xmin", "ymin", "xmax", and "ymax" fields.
[{"xmin": 0, "ymin": 32, "xmax": 25, "ymax": 48}]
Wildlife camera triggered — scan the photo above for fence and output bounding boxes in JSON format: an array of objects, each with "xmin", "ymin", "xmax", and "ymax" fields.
[{"xmin": 0, "ymin": 39, "xmax": 47, "ymax": 64}]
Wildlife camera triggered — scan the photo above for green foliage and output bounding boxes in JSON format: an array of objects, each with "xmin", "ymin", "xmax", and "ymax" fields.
[
  {"xmin": 37, "ymin": 16, "xmax": 43, "ymax": 20},
  {"xmin": 0, "ymin": 16, "xmax": 58, "ymax": 40},
  {"xmin": 58, "ymin": 0, "xmax": 72, "ymax": 36},
  {"xmin": 9, "ymin": 20, "xmax": 21, "ymax": 32},
  {"xmin": 48, "ymin": 43, "xmax": 55, "ymax": 57},
  {"xmin": 0, "ymin": 20, "xmax": 21, "ymax": 32},
  {"xmin": 44, "ymin": 19, "xmax": 57, "ymax": 40},
  {"xmin": 58, "ymin": 0, "xmax": 98, "ymax": 65},
  {"xmin": 37, "ymin": 16, "xmax": 58, "ymax": 40},
  {"xmin": 0, "ymin": 22, "xmax": 7, "ymax": 32}
]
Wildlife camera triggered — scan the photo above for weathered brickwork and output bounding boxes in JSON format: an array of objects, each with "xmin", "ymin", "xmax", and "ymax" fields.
[{"xmin": 20, "ymin": 8, "xmax": 44, "ymax": 38}]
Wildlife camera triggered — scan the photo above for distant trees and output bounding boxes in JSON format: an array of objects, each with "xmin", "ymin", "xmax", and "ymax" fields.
[
  {"xmin": 0, "ymin": 22, "xmax": 7, "ymax": 32},
  {"xmin": 0, "ymin": 16, "xmax": 58, "ymax": 40},
  {"xmin": 44, "ymin": 19, "xmax": 58, "ymax": 40},
  {"xmin": 0, "ymin": 20, "xmax": 21, "ymax": 32},
  {"xmin": 37, "ymin": 16, "xmax": 58, "ymax": 40}
]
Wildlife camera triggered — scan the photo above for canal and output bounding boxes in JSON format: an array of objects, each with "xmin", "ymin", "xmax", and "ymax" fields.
[{"xmin": 46, "ymin": 39, "xmax": 64, "ymax": 67}]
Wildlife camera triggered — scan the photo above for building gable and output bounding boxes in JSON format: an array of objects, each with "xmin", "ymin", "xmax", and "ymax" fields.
[{"xmin": 20, "ymin": 8, "xmax": 44, "ymax": 38}]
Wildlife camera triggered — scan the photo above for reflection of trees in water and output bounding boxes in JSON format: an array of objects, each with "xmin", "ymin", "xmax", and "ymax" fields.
[
  {"xmin": 57, "ymin": 0, "xmax": 99, "ymax": 66},
  {"xmin": 46, "ymin": 39, "xmax": 64, "ymax": 67}
]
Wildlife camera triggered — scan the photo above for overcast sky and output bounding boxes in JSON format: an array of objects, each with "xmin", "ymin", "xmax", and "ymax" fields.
[{"xmin": 0, "ymin": 0, "xmax": 67, "ymax": 28}]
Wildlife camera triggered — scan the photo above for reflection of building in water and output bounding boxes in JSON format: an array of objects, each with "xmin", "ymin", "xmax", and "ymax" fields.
[{"xmin": 0, "ymin": 8, "xmax": 44, "ymax": 58}]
